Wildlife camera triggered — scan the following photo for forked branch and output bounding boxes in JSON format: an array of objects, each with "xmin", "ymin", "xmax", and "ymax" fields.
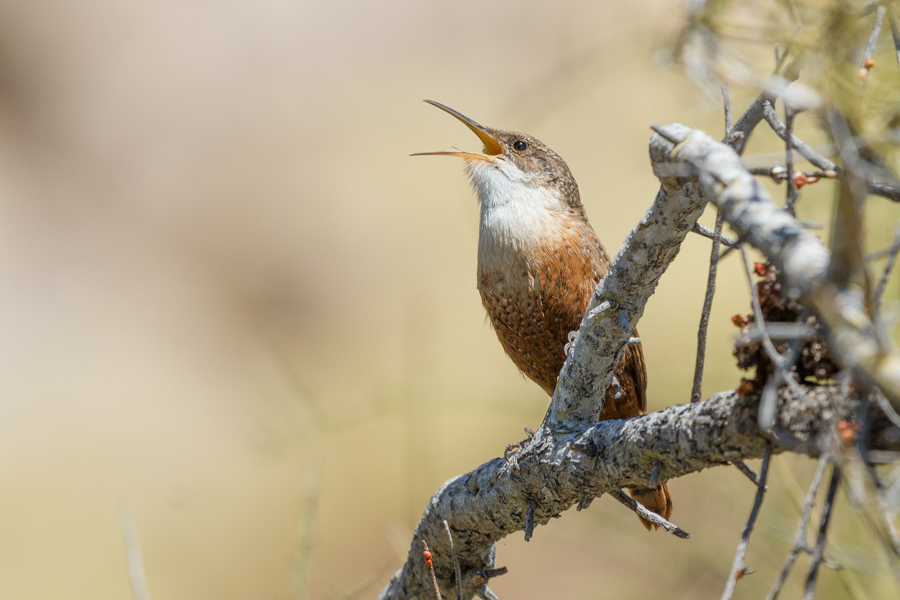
[
  {"xmin": 377, "ymin": 386, "xmax": 851, "ymax": 600},
  {"xmin": 651, "ymin": 124, "xmax": 900, "ymax": 413}
]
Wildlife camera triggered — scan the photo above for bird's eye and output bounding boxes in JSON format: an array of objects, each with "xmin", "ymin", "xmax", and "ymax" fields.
[{"xmin": 513, "ymin": 140, "xmax": 528, "ymax": 152}]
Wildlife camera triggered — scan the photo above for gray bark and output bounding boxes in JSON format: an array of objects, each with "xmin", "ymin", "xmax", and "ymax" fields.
[
  {"xmin": 549, "ymin": 134, "xmax": 709, "ymax": 426},
  {"xmin": 377, "ymin": 387, "xmax": 849, "ymax": 600},
  {"xmin": 651, "ymin": 124, "xmax": 900, "ymax": 411}
]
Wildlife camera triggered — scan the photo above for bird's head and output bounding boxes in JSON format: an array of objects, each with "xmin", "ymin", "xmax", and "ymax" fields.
[{"xmin": 414, "ymin": 100, "xmax": 581, "ymax": 210}]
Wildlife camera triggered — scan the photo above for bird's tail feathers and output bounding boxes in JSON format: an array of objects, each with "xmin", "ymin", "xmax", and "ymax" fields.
[{"xmin": 628, "ymin": 484, "xmax": 673, "ymax": 531}]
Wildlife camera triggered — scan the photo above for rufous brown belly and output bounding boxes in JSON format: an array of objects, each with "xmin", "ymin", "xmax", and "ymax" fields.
[{"xmin": 478, "ymin": 234, "xmax": 672, "ymax": 530}]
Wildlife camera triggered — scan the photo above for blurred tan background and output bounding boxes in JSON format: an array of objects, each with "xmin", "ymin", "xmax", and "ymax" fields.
[{"xmin": 1, "ymin": 1, "xmax": 898, "ymax": 599}]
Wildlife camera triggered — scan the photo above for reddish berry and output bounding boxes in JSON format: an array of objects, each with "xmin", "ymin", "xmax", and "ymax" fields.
[
  {"xmin": 836, "ymin": 419, "xmax": 858, "ymax": 442},
  {"xmin": 754, "ymin": 263, "xmax": 767, "ymax": 277},
  {"xmin": 426, "ymin": 559, "xmax": 433, "ymax": 567},
  {"xmin": 865, "ymin": 58, "xmax": 875, "ymax": 68},
  {"xmin": 423, "ymin": 550, "xmax": 432, "ymax": 559},
  {"xmin": 732, "ymin": 314, "xmax": 750, "ymax": 327}
]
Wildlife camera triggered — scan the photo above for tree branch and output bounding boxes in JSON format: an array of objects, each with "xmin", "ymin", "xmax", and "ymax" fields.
[
  {"xmin": 548, "ymin": 136, "xmax": 710, "ymax": 426},
  {"xmin": 651, "ymin": 124, "xmax": 900, "ymax": 413},
  {"xmin": 691, "ymin": 212, "xmax": 724, "ymax": 403},
  {"xmin": 377, "ymin": 386, "xmax": 851, "ymax": 600},
  {"xmin": 766, "ymin": 456, "xmax": 829, "ymax": 600},
  {"xmin": 760, "ymin": 100, "xmax": 900, "ymax": 202},
  {"xmin": 721, "ymin": 445, "xmax": 772, "ymax": 600}
]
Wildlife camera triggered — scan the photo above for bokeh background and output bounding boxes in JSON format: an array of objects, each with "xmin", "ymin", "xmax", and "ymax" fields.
[{"xmin": 1, "ymin": 1, "xmax": 899, "ymax": 599}]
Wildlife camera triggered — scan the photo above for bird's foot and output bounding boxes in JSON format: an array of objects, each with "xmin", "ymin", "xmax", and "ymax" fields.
[
  {"xmin": 504, "ymin": 427, "xmax": 536, "ymax": 467},
  {"xmin": 564, "ymin": 331, "xmax": 577, "ymax": 357},
  {"xmin": 608, "ymin": 375, "xmax": 622, "ymax": 399}
]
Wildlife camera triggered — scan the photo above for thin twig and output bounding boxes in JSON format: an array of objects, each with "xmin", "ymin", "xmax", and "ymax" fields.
[
  {"xmin": 292, "ymin": 466, "xmax": 321, "ymax": 600},
  {"xmin": 766, "ymin": 457, "xmax": 828, "ymax": 600},
  {"xmin": 863, "ymin": 6, "xmax": 888, "ymax": 69},
  {"xmin": 784, "ymin": 105, "xmax": 798, "ymax": 216},
  {"xmin": 873, "ymin": 387, "xmax": 900, "ymax": 429},
  {"xmin": 734, "ymin": 460, "xmax": 766, "ymax": 488},
  {"xmin": 740, "ymin": 246, "xmax": 802, "ymax": 397},
  {"xmin": 762, "ymin": 100, "xmax": 836, "ymax": 172},
  {"xmin": 739, "ymin": 248, "xmax": 806, "ymax": 406},
  {"xmin": 867, "ymin": 242, "xmax": 900, "ymax": 262},
  {"xmin": 886, "ymin": 463, "xmax": 900, "ymax": 509},
  {"xmin": 691, "ymin": 222, "xmax": 738, "ymax": 247},
  {"xmin": 524, "ymin": 503, "xmax": 535, "ymax": 542},
  {"xmin": 748, "ymin": 165, "xmax": 835, "ymax": 189},
  {"xmin": 651, "ymin": 123, "xmax": 685, "ymax": 144},
  {"xmin": 717, "ymin": 234, "xmax": 747, "ymax": 263},
  {"xmin": 888, "ymin": 7, "xmax": 900, "ymax": 78},
  {"xmin": 761, "ymin": 100, "xmax": 900, "ymax": 202},
  {"xmin": 610, "ymin": 490, "xmax": 691, "ymax": 538},
  {"xmin": 862, "ymin": 0, "xmax": 893, "ymax": 16},
  {"xmin": 799, "ymin": 220, "xmax": 825, "ymax": 229},
  {"xmin": 119, "ymin": 506, "xmax": 152, "ymax": 600},
  {"xmin": 868, "ymin": 180, "xmax": 900, "ymax": 202},
  {"xmin": 443, "ymin": 521, "xmax": 462, "ymax": 600},
  {"xmin": 759, "ymin": 338, "xmax": 806, "ymax": 435},
  {"xmin": 576, "ymin": 493, "xmax": 593, "ymax": 511},
  {"xmin": 722, "ymin": 82, "xmax": 733, "ymax": 135},
  {"xmin": 872, "ymin": 223, "xmax": 900, "ymax": 313},
  {"xmin": 864, "ymin": 467, "xmax": 900, "ymax": 566},
  {"xmin": 828, "ymin": 108, "xmax": 879, "ymax": 316},
  {"xmin": 720, "ymin": 445, "xmax": 772, "ymax": 600},
  {"xmin": 870, "ymin": 450, "xmax": 900, "ymax": 463},
  {"xmin": 421, "ymin": 540, "xmax": 442, "ymax": 600},
  {"xmin": 803, "ymin": 466, "xmax": 842, "ymax": 600},
  {"xmin": 734, "ymin": 322, "xmax": 817, "ymax": 346},
  {"xmin": 726, "ymin": 94, "xmax": 767, "ymax": 154},
  {"xmin": 692, "ymin": 212, "xmax": 724, "ymax": 403},
  {"xmin": 476, "ymin": 585, "xmax": 502, "ymax": 600},
  {"xmin": 840, "ymin": 465, "xmax": 900, "ymax": 584},
  {"xmin": 876, "ymin": 471, "xmax": 900, "ymax": 569},
  {"xmin": 748, "ymin": 165, "xmax": 787, "ymax": 181}
]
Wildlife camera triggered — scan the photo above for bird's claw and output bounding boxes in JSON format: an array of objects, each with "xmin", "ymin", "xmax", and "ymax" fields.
[
  {"xmin": 504, "ymin": 427, "xmax": 536, "ymax": 467},
  {"xmin": 608, "ymin": 376, "xmax": 622, "ymax": 399},
  {"xmin": 564, "ymin": 331, "xmax": 578, "ymax": 357}
]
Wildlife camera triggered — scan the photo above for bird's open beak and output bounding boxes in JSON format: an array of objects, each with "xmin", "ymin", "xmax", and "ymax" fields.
[{"xmin": 412, "ymin": 100, "xmax": 503, "ymax": 162}]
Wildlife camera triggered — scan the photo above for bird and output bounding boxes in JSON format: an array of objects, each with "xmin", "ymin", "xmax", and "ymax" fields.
[{"xmin": 414, "ymin": 100, "xmax": 672, "ymax": 530}]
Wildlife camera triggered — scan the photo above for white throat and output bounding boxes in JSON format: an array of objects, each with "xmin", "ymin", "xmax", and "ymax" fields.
[{"xmin": 465, "ymin": 158, "xmax": 564, "ymax": 255}]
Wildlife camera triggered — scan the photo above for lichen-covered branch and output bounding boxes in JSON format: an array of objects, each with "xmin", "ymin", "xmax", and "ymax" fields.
[
  {"xmin": 651, "ymin": 124, "xmax": 900, "ymax": 412},
  {"xmin": 377, "ymin": 386, "xmax": 849, "ymax": 600},
  {"xmin": 760, "ymin": 101, "xmax": 900, "ymax": 203},
  {"xmin": 548, "ymin": 134, "xmax": 709, "ymax": 427}
]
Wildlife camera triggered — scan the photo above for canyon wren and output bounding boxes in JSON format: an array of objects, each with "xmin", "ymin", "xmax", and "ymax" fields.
[{"xmin": 415, "ymin": 100, "xmax": 672, "ymax": 530}]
